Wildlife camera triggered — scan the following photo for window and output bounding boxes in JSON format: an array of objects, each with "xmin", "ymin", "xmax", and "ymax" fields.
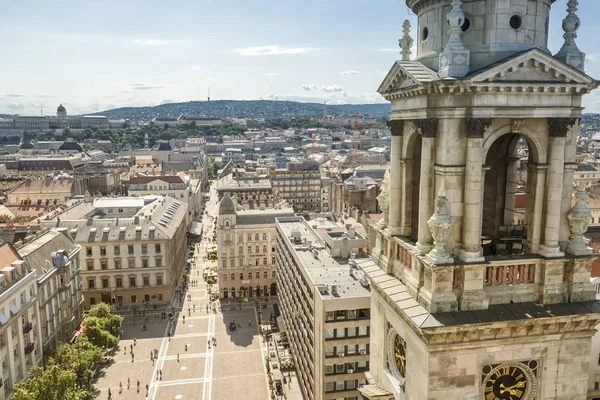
[
  {"xmin": 325, "ymin": 382, "xmax": 334, "ymax": 392},
  {"xmin": 141, "ymin": 245, "xmax": 147, "ymax": 254},
  {"xmin": 271, "ymin": 256, "xmax": 275, "ymax": 265},
  {"xmin": 255, "ymin": 246, "xmax": 260, "ymax": 253},
  {"xmin": 336, "ymin": 328, "xmax": 345, "ymax": 338},
  {"xmin": 336, "ymin": 381, "xmax": 345, "ymax": 390},
  {"xmin": 238, "ymin": 246, "xmax": 243, "ymax": 254},
  {"xmin": 347, "ymin": 380, "xmax": 356, "ymax": 389},
  {"xmin": 247, "ymin": 234, "xmax": 252, "ymax": 241},
  {"xmin": 231, "ymin": 274, "xmax": 235, "ymax": 281},
  {"xmin": 263, "ymin": 233, "xmax": 267, "ymax": 240},
  {"xmin": 248, "ymin": 246, "xmax": 252, "ymax": 254},
  {"xmin": 325, "ymin": 346, "xmax": 334, "ymax": 357},
  {"xmin": 325, "ymin": 364, "xmax": 334, "ymax": 374},
  {"xmin": 347, "ymin": 345, "xmax": 356, "ymax": 355},
  {"xmin": 114, "ymin": 246, "xmax": 120, "ymax": 256},
  {"xmin": 101, "ymin": 262, "xmax": 107, "ymax": 270},
  {"xmin": 336, "ymin": 310, "xmax": 346, "ymax": 320},
  {"xmin": 358, "ymin": 344, "xmax": 367, "ymax": 355},
  {"xmin": 143, "ymin": 277, "xmax": 149, "ymax": 286},
  {"xmin": 129, "ymin": 260, "xmax": 135, "ymax": 269},
  {"xmin": 156, "ymin": 276, "xmax": 163, "ymax": 285},
  {"xmin": 144, "ymin": 294, "xmax": 150, "ymax": 302},
  {"xmin": 358, "ymin": 326, "xmax": 368, "ymax": 336},
  {"xmin": 248, "ymin": 272, "xmax": 252, "ymax": 280},
  {"xmin": 129, "ymin": 277, "xmax": 136, "ymax": 287},
  {"xmin": 348, "ymin": 310, "xmax": 356, "ymax": 319},
  {"xmin": 336, "ymin": 364, "xmax": 345, "ymax": 373},
  {"xmin": 325, "ymin": 329, "xmax": 334, "ymax": 339},
  {"xmin": 263, "ymin": 246, "xmax": 267, "ymax": 253},
  {"xmin": 155, "ymin": 244, "xmax": 161, "ymax": 253},
  {"xmin": 128, "ymin": 246, "xmax": 134, "ymax": 255},
  {"xmin": 87, "ymin": 261, "xmax": 94, "ymax": 271},
  {"xmin": 254, "ymin": 234, "xmax": 259, "ymax": 241},
  {"xmin": 272, "ymin": 271, "xmax": 276, "ymax": 278},
  {"xmin": 100, "ymin": 247, "xmax": 106, "ymax": 256},
  {"xmin": 157, "ymin": 294, "xmax": 163, "ymax": 301},
  {"xmin": 240, "ymin": 273, "xmax": 244, "ymax": 280},
  {"xmin": 347, "ymin": 327, "xmax": 357, "ymax": 337},
  {"xmin": 90, "ymin": 298, "xmax": 96, "ymax": 305},
  {"xmin": 115, "ymin": 260, "xmax": 121, "ymax": 269},
  {"xmin": 223, "ymin": 275, "xmax": 227, "ymax": 281},
  {"xmin": 358, "ymin": 309, "xmax": 370, "ymax": 319},
  {"xmin": 88, "ymin": 279, "xmax": 95, "ymax": 289},
  {"xmin": 86, "ymin": 247, "xmax": 92, "ymax": 256},
  {"xmin": 510, "ymin": 14, "xmax": 522, "ymax": 30},
  {"xmin": 223, "ymin": 259, "xmax": 227, "ymax": 268},
  {"xmin": 326, "ymin": 312, "xmax": 334, "ymax": 322},
  {"xmin": 131, "ymin": 295, "xmax": 137, "ymax": 303},
  {"xmin": 116, "ymin": 278, "xmax": 122, "ymax": 288},
  {"xmin": 264, "ymin": 271, "xmax": 268, "ymax": 279},
  {"xmin": 102, "ymin": 279, "xmax": 109, "ymax": 288},
  {"xmin": 142, "ymin": 260, "xmax": 148, "ymax": 268}
]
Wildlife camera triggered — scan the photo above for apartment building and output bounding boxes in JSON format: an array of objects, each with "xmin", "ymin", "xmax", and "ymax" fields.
[
  {"xmin": 16, "ymin": 229, "xmax": 83, "ymax": 355},
  {"xmin": 271, "ymin": 158, "xmax": 321, "ymax": 213},
  {"xmin": 41, "ymin": 196, "xmax": 187, "ymax": 309},
  {"xmin": 127, "ymin": 174, "xmax": 202, "ymax": 228},
  {"xmin": 0, "ymin": 245, "xmax": 43, "ymax": 400},
  {"xmin": 275, "ymin": 217, "xmax": 372, "ymax": 400},
  {"xmin": 216, "ymin": 173, "xmax": 273, "ymax": 209},
  {"xmin": 217, "ymin": 193, "xmax": 293, "ymax": 299}
]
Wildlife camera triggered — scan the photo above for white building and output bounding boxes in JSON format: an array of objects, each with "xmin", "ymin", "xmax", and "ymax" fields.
[
  {"xmin": 276, "ymin": 217, "xmax": 371, "ymax": 400},
  {"xmin": 221, "ymin": 148, "xmax": 245, "ymax": 164}
]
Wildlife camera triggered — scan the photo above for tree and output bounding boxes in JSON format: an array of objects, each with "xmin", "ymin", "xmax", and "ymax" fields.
[
  {"xmin": 53, "ymin": 337, "xmax": 102, "ymax": 394},
  {"xmin": 12, "ymin": 364, "xmax": 86, "ymax": 400},
  {"xmin": 87, "ymin": 303, "xmax": 123, "ymax": 338}
]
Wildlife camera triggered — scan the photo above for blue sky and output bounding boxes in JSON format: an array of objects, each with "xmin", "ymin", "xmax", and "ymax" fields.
[{"xmin": 0, "ymin": 0, "xmax": 599, "ymax": 115}]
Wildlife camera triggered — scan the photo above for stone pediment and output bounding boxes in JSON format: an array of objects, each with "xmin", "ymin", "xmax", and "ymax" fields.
[
  {"xmin": 469, "ymin": 48, "xmax": 597, "ymax": 87},
  {"xmin": 377, "ymin": 61, "xmax": 439, "ymax": 95}
]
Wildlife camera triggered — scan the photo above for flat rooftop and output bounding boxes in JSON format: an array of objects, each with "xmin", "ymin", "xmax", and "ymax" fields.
[
  {"xmin": 93, "ymin": 198, "xmax": 145, "ymax": 208},
  {"xmin": 277, "ymin": 217, "xmax": 371, "ymax": 300}
]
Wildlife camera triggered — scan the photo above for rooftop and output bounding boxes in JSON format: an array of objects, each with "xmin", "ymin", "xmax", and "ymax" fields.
[{"xmin": 276, "ymin": 217, "xmax": 371, "ymax": 300}]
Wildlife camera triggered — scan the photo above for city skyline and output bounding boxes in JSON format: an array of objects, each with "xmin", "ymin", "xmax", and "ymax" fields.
[{"xmin": 0, "ymin": 0, "xmax": 599, "ymax": 115}]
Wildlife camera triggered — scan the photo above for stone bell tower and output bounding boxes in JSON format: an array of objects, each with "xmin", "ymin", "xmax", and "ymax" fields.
[{"xmin": 362, "ymin": 1, "xmax": 600, "ymax": 400}]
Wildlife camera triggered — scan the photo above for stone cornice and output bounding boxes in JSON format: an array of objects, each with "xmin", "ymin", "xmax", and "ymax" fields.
[
  {"xmin": 387, "ymin": 120, "xmax": 405, "ymax": 137},
  {"xmin": 421, "ymin": 314, "xmax": 600, "ymax": 346},
  {"xmin": 414, "ymin": 118, "xmax": 438, "ymax": 138},
  {"xmin": 547, "ymin": 117, "xmax": 578, "ymax": 137},
  {"xmin": 466, "ymin": 118, "xmax": 492, "ymax": 138}
]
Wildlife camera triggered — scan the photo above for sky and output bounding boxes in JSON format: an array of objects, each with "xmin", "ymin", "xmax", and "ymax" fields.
[{"xmin": 0, "ymin": 0, "xmax": 599, "ymax": 115}]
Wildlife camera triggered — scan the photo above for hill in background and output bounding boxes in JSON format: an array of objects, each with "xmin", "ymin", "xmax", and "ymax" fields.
[{"xmin": 88, "ymin": 100, "xmax": 391, "ymax": 122}]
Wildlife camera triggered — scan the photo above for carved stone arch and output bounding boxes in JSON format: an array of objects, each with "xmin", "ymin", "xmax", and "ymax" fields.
[
  {"xmin": 482, "ymin": 122, "xmax": 547, "ymax": 165},
  {"xmin": 401, "ymin": 121, "xmax": 421, "ymax": 159}
]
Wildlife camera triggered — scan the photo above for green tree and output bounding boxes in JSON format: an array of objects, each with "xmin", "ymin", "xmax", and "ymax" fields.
[
  {"xmin": 12, "ymin": 364, "xmax": 86, "ymax": 400},
  {"xmin": 54, "ymin": 337, "xmax": 102, "ymax": 395},
  {"xmin": 83, "ymin": 317, "xmax": 118, "ymax": 349},
  {"xmin": 87, "ymin": 303, "xmax": 123, "ymax": 337}
]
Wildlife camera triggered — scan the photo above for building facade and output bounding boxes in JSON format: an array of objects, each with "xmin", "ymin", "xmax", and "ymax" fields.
[
  {"xmin": 276, "ymin": 217, "xmax": 371, "ymax": 400},
  {"xmin": 41, "ymin": 196, "xmax": 187, "ymax": 309},
  {"xmin": 272, "ymin": 158, "xmax": 321, "ymax": 213},
  {"xmin": 217, "ymin": 193, "xmax": 293, "ymax": 299},
  {"xmin": 16, "ymin": 229, "xmax": 83, "ymax": 357},
  {"xmin": 0, "ymin": 245, "xmax": 43, "ymax": 400},
  {"xmin": 364, "ymin": 1, "xmax": 600, "ymax": 400}
]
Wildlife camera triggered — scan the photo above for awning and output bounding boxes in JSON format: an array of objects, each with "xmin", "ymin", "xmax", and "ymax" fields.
[
  {"xmin": 0, "ymin": 312, "xmax": 7, "ymax": 325},
  {"xmin": 9, "ymin": 304, "xmax": 19, "ymax": 316}
]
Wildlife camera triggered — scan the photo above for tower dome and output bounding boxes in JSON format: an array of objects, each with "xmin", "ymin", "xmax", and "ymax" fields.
[
  {"xmin": 57, "ymin": 104, "xmax": 66, "ymax": 112},
  {"xmin": 406, "ymin": 0, "xmax": 556, "ymax": 72},
  {"xmin": 57, "ymin": 104, "xmax": 67, "ymax": 120}
]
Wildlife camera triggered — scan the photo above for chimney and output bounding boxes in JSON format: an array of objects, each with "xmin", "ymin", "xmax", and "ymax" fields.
[{"xmin": 134, "ymin": 216, "xmax": 140, "ymax": 224}]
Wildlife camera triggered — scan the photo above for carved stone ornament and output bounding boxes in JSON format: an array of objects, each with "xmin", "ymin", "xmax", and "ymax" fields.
[
  {"xmin": 565, "ymin": 182, "xmax": 593, "ymax": 256},
  {"xmin": 377, "ymin": 169, "xmax": 391, "ymax": 229},
  {"xmin": 466, "ymin": 118, "xmax": 492, "ymax": 138},
  {"xmin": 548, "ymin": 118, "xmax": 578, "ymax": 138},
  {"xmin": 399, "ymin": 20, "xmax": 413, "ymax": 62},
  {"xmin": 387, "ymin": 120, "xmax": 405, "ymax": 137},
  {"xmin": 415, "ymin": 118, "xmax": 438, "ymax": 138},
  {"xmin": 511, "ymin": 118, "xmax": 525, "ymax": 133},
  {"xmin": 426, "ymin": 180, "xmax": 454, "ymax": 264},
  {"xmin": 438, "ymin": 0, "xmax": 470, "ymax": 78},
  {"xmin": 555, "ymin": 0, "xmax": 586, "ymax": 72}
]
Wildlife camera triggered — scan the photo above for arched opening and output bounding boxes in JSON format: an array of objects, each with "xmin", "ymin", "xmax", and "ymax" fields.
[
  {"xmin": 264, "ymin": 285, "xmax": 268, "ymax": 297},
  {"xmin": 404, "ymin": 133, "xmax": 422, "ymax": 242},
  {"xmin": 231, "ymin": 287, "xmax": 236, "ymax": 298},
  {"xmin": 270, "ymin": 283, "xmax": 277, "ymax": 296},
  {"xmin": 223, "ymin": 288, "xmax": 228, "ymax": 298},
  {"xmin": 482, "ymin": 133, "xmax": 531, "ymax": 256}
]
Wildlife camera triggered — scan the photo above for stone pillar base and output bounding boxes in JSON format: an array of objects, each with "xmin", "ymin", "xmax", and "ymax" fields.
[
  {"xmin": 458, "ymin": 249, "xmax": 484, "ymax": 263},
  {"xmin": 404, "ymin": 273, "xmax": 421, "ymax": 300},
  {"xmin": 538, "ymin": 245, "xmax": 565, "ymax": 258},
  {"xmin": 540, "ymin": 283, "xmax": 569, "ymax": 305},
  {"xmin": 386, "ymin": 226, "xmax": 401, "ymax": 236},
  {"xmin": 416, "ymin": 241, "xmax": 433, "ymax": 255},
  {"xmin": 568, "ymin": 281, "xmax": 596, "ymax": 302},
  {"xmin": 458, "ymin": 290, "xmax": 489, "ymax": 311},
  {"xmin": 418, "ymin": 288, "xmax": 458, "ymax": 313}
]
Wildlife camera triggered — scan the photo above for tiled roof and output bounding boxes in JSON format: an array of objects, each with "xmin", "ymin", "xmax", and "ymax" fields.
[
  {"xmin": 0, "ymin": 244, "xmax": 21, "ymax": 268},
  {"xmin": 9, "ymin": 179, "xmax": 74, "ymax": 196}
]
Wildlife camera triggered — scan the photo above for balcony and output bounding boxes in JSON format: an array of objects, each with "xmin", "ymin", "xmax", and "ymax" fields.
[
  {"xmin": 22, "ymin": 322, "xmax": 33, "ymax": 334},
  {"xmin": 24, "ymin": 343, "xmax": 34, "ymax": 354}
]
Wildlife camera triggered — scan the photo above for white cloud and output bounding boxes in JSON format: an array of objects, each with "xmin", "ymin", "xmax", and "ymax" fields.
[
  {"xmin": 233, "ymin": 45, "xmax": 316, "ymax": 56},
  {"xmin": 370, "ymin": 69, "xmax": 385, "ymax": 76},
  {"xmin": 341, "ymin": 70, "xmax": 360, "ymax": 76},
  {"xmin": 302, "ymin": 84, "xmax": 344, "ymax": 92}
]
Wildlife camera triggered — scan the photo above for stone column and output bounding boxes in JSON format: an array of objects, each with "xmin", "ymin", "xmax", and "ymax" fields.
[
  {"xmin": 460, "ymin": 118, "xmax": 491, "ymax": 262},
  {"xmin": 400, "ymin": 159, "xmax": 414, "ymax": 237},
  {"xmin": 415, "ymin": 119, "xmax": 438, "ymax": 254},
  {"xmin": 560, "ymin": 163, "xmax": 577, "ymax": 247},
  {"xmin": 539, "ymin": 118, "xmax": 575, "ymax": 257},
  {"xmin": 387, "ymin": 120, "xmax": 404, "ymax": 235},
  {"xmin": 503, "ymin": 156, "xmax": 519, "ymax": 225},
  {"xmin": 526, "ymin": 164, "xmax": 547, "ymax": 254}
]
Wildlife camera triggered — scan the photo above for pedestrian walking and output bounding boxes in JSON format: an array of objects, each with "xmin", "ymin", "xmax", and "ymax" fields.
[
  {"xmin": 193, "ymin": 304, "xmax": 196, "ymax": 312},
  {"xmin": 123, "ymin": 345, "xmax": 126, "ymax": 355},
  {"xmin": 168, "ymin": 332, "xmax": 171, "ymax": 341},
  {"xmin": 145, "ymin": 383, "xmax": 149, "ymax": 395},
  {"xmin": 177, "ymin": 353, "xmax": 180, "ymax": 362},
  {"xmin": 249, "ymin": 319, "xmax": 252, "ymax": 327},
  {"xmin": 130, "ymin": 344, "xmax": 133, "ymax": 353},
  {"xmin": 134, "ymin": 338, "xmax": 137, "ymax": 346},
  {"xmin": 108, "ymin": 388, "xmax": 111, "ymax": 398},
  {"xmin": 160, "ymin": 369, "xmax": 163, "ymax": 380},
  {"xmin": 131, "ymin": 353, "xmax": 134, "ymax": 362},
  {"xmin": 185, "ymin": 344, "xmax": 188, "ymax": 352},
  {"xmin": 188, "ymin": 307, "xmax": 191, "ymax": 316},
  {"xmin": 119, "ymin": 381, "xmax": 123, "ymax": 393},
  {"xmin": 137, "ymin": 380, "xmax": 140, "ymax": 393},
  {"xmin": 207, "ymin": 340, "xmax": 211, "ymax": 349},
  {"xmin": 183, "ymin": 315, "xmax": 185, "ymax": 323},
  {"xmin": 150, "ymin": 351, "xmax": 153, "ymax": 360},
  {"xmin": 127, "ymin": 378, "xmax": 130, "ymax": 390}
]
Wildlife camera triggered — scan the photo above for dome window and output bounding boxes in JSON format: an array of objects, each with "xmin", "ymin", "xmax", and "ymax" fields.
[
  {"xmin": 510, "ymin": 15, "xmax": 522, "ymax": 30},
  {"xmin": 461, "ymin": 18, "xmax": 471, "ymax": 32},
  {"xmin": 422, "ymin": 27, "xmax": 429, "ymax": 41}
]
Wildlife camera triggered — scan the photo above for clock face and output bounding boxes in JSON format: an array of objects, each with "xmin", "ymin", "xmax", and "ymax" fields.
[
  {"xmin": 393, "ymin": 334, "xmax": 406, "ymax": 377},
  {"xmin": 482, "ymin": 362, "xmax": 536, "ymax": 400}
]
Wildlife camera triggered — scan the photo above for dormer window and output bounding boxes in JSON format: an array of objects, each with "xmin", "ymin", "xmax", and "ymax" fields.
[
  {"xmin": 422, "ymin": 27, "xmax": 429, "ymax": 41},
  {"xmin": 510, "ymin": 14, "xmax": 522, "ymax": 30}
]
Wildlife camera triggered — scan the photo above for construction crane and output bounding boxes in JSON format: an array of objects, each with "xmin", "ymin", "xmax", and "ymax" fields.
[{"xmin": 353, "ymin": 112, "xmax": 360, "ymax": 167}]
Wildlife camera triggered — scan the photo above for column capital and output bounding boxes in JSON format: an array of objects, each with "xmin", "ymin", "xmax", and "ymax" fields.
[
  {"xmin": 466, "ymin": 118, "xmax": 492, "ymax": 138},
  {"xmin": 387, "ymin": 120, "xmax": 405, "ymax": 136},
  {"xmin": 415, "ymin": 118, "xmax": 438, "ymax": 138},
  {"xmin": 547, "ymin": 118, "xmax": 578, "ymax": 137}
]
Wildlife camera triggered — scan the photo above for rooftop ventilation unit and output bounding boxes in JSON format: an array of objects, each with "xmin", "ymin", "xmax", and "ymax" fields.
[{"xmin": 331, "ymin": 284, "xmax": 339, "ymax": 296}]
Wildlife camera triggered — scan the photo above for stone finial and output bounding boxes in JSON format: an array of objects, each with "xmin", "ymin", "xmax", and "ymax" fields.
[
  {"xmin": 438, "ymin": 0, "xmax": 470, "ymax": 78},
  {"xmin": 398, "ymin": 20, "xmax": 413, "ymax": 61},
  {"xmin": 565, "ymin": 182, "xmax": 593, "ymax": 256},
  {"xmin": 555, "ymin": 0, "xmax": 586, "ymax": 72},
  {"xmin": 426, "ymin": 180, "xmax": 453, "ymax": 264},
  {"xmin": 377, "ymin": 169, "xmax": 390, "ymax": 229}
]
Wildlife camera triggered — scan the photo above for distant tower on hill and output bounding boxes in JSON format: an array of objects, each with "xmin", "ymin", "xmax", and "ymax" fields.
[{"xmin": 208, "ymin": 86, "xmax": 211, "ymax": 102}]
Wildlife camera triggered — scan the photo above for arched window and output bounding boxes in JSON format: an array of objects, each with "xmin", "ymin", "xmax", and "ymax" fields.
[{"xmin": 225, "ymin": 220, "xmax": 230, "ymax": 227}]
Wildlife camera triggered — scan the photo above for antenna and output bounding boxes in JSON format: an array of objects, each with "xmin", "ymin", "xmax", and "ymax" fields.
[
  {"xmin": 208, "ymin": 86, "xmax": 211, "ymax": 102},
  {"xmin": 353, "ymin": 112, "xmax": 359, "ymax": 167},
  {"xmin": 40, "ymin": 108, "xmax": 43, "ymax": 116}
]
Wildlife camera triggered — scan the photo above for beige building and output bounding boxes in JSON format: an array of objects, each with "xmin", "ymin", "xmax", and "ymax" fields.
[
  {"xmin": 16, "ymin": 229, "xmax": 83, "ymax": 356},
  {"xmin": 363, "ymin": 1, "xmax": 600, "ymax": 400},
  {"xmin": 41, "ymin": 196, "xmax": 187, "ymax": 309},
  {"xmin": 217, "ymin": 193, "xmax": 293, "ymax": 299},
  {"xmin": 216, "ymin": 172, "xmax": 273, "ymax": 208},
  {"xmin": 0, "ymin": 244, "xmax": 43, "ymax": 400},
  {"xmin": 7, "ymin": 178, "xmax": 75, "ymax": 206},
  {"xmin": 276, "ymin": 217, "xmax": 371, "ymax": 400},
  {"xmin": 272, "ymin": 158, "xmax": 321, "ymax": 213}
]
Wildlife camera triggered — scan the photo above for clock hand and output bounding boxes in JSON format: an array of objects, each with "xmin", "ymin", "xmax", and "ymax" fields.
[{"xmin": 499, "ymin": 381, "xmax": 525, "ymax": 394}]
